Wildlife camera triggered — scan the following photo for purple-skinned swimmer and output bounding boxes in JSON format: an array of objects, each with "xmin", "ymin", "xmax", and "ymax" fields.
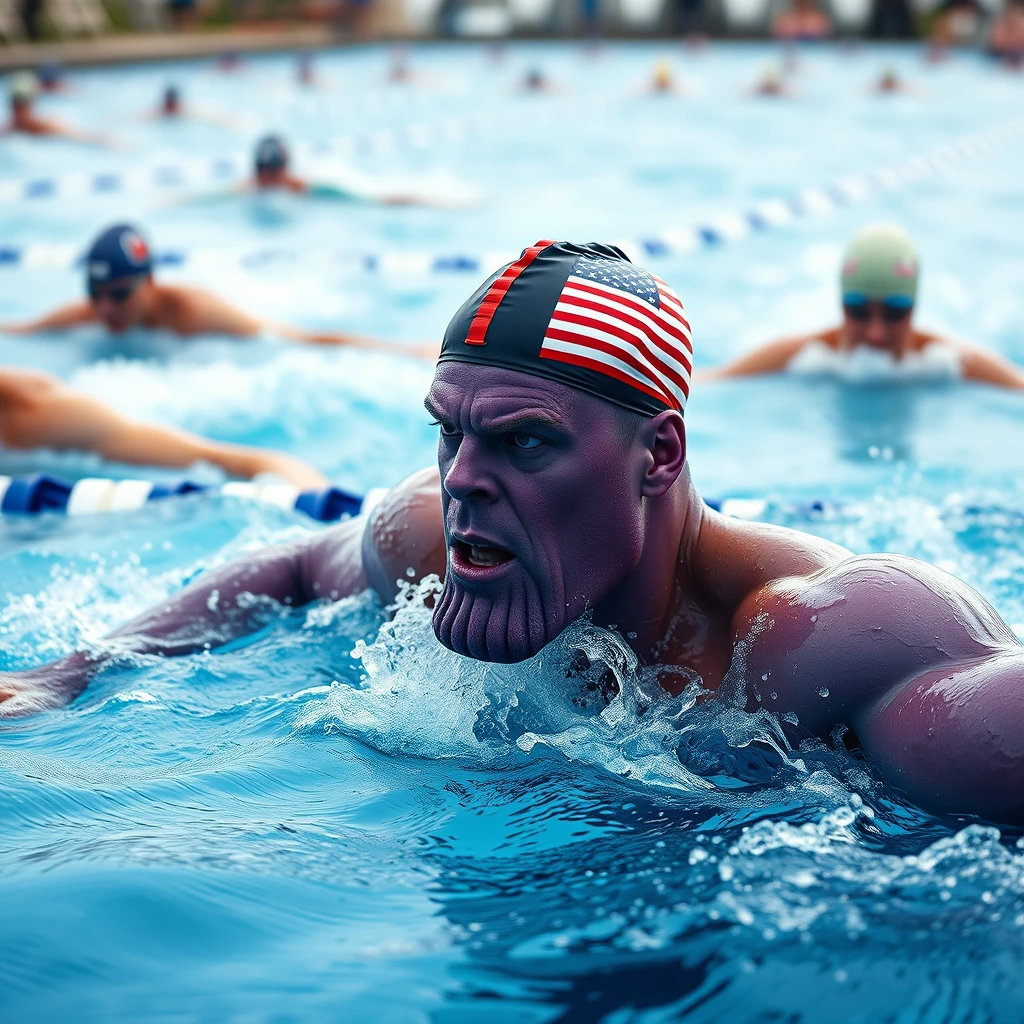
[{"xmin": 2, "ymin": 241, "xmax": 1024, "ymax": 825}]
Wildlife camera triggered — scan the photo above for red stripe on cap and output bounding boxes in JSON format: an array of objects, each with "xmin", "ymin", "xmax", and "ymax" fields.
[{"xmin": 464, "ymin": 239, "xmax": 557, "ymax": 346}]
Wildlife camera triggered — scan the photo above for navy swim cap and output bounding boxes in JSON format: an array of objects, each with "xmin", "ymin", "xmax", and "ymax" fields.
[
  {"xmin": 438, "ymin": 240, "xmax": 693, "ymax": 417},
  {"xmin": 85, "ymin": 224, "xmax": 152, "ymax": 286},
  {"xmin": 254, "ymin": 135, "xmax": 289, "ymax": 173}
]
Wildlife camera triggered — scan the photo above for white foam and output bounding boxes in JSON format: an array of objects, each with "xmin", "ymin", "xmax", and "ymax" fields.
[{"xmin": 786, "ymin": 340, "xmax": 963, "ymax": 383}]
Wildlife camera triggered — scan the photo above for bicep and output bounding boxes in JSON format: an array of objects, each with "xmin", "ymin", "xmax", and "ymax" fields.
[
  {"xmin": 732, "ymin": 555, "xmax": 1017, "ymax": 738},
  {"xmin": 856, "ymin": 648, "xmax": 1024, "ymax": 822}
]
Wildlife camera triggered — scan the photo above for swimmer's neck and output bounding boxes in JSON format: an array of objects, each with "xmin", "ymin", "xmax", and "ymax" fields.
[{"xmin": 590, "ymin": 470, "xmax": 702, "ymax": 664}]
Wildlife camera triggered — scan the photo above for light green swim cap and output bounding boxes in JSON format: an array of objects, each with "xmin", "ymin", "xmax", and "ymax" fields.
[
  {"xmin": 840, "ymin": 224, "xmax": 919, "ymax": 305},
  {"xmin": 9, "ymin": 71, "xmax": 39, "ymax": 103}
]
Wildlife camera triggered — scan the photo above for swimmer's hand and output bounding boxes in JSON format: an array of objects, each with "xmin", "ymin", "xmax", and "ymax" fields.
[{"xmin": 0, "ymin": 651, "xmax": 100, "ymax": 716}]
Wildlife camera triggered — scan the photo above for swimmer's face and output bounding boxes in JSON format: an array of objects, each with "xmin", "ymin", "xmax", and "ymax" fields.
[
  {"xmin": 255, "ymin": 166, "xmax": 287, "ymax": 189},
  {"xmin": 89, "ymin": 274, "xmax": 152, "ymax": 333},
  {"xmin": 426, "ymin": 364, "xmax": 655, "ymax": 663},
  {"xmin": 842, "ymin": 298, "xmax": 913, "ymax": 355}
]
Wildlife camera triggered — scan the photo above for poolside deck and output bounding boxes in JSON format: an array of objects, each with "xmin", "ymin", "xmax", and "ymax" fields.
[{"xmin": 0, "ymin": 25, "xmax": 359, "ymax": 70}]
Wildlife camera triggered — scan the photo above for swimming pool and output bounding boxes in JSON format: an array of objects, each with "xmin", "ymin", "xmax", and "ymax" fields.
[{"xmin": 2, "ymin": 41, "xmax": 1024, "ymax": 1022}]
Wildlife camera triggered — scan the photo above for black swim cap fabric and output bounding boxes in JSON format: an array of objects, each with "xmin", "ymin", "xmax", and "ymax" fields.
[
  {"xmin": 85, "ymin": 224, "xmax": 152, "ymax": 285},
  {"xmin": 438, "ymin": 240, "xmax": 693, "ymax": 417},
  {"xmin": 254, "ymin": 135, "xmax": 289, "ymax": 172}
]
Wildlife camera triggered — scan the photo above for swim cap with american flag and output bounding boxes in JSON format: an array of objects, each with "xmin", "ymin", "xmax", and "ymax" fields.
[{"xmin": 438, "ymin": 240, "xmax": 693, "ymax": 417}]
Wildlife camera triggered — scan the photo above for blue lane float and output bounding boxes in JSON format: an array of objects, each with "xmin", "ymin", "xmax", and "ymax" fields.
[
  {"xmin": 0, "ymin": 471, "xmax": 830, "ymax": 525},
  {"xmin": 0, "ymin": 473, "xmax": 387, "ymax": 522},
  {"xmin": 2, "ymin": 117, "xmax": 1021, "ymax": 276}
]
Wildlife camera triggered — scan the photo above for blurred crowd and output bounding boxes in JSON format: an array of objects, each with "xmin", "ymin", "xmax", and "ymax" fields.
[{"xmin": 3, "ymin": 0, "xmax": 1024, "ymax": 55}]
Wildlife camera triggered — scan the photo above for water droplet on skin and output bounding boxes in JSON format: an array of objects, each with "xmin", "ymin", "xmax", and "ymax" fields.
[
  {"xmin": 761, "ymin": 673, "xmax": 769, "ymax": 682},
  {"xmin": 770, "ymin": 692, "xmax": 778, "ymax": 700},
  {"xmin": 818, "ymin": 686, "xmax": 830, "ymax": 697}
]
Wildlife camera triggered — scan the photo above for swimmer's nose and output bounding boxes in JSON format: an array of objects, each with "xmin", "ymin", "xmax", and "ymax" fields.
[
  {"xmin": 443, "ymin": 437, "xmax": 498, "ymax": 504},
  {"xmin": 865, "ymin": 309, "xmax": 888, "ymax": 347}
]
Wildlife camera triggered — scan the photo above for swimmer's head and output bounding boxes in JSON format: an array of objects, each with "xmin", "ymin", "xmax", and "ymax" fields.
[
  {"xmin": 428, "ymin": 240, "xmax": 693, "ymax": 663},
  {"xmin": 524, "ymin": 68, "xmax": 546, "ymax": 89},
  {"xmin": 840, "ymin": 224, "xmax": 918, "ymax": 354},
  {"xmin": 162, "ymin": 84, "xmax": 181, "ymax": 115},
  {"xmin": 84, "ymin": 224, "xmax": 155, "ymax": 333},
  {"xmin": 37, "ymin": 61, "xmax": 63, "ymax": 90},
  {"xmin": 254, "ymin": 134, "xmax": 289, "ymax": 187},
  {"xmin": 653, "ymin": 60, "xmax": 673, "ymax": 90},
  {"xmin": 9, "ymin": 71, "xmax": 38, "ymax": 108}
]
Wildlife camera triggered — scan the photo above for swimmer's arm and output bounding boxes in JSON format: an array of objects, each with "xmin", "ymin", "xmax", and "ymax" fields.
[
  {"xmin": 0, "ymin": 520, "xmax": 369, "ymax": 715},
  {"xmin": 0, "ymin": 372, "xmax": 327, "ymax": 490},
  {"xmin": 274, "ymin": 322, "xmax": 437, "ymax": 359},
  {"xmin": 704, "ymin": 330, "xmax": 836, "ymax": 379},
  {"xmin": 952, "ymin": 342, "xmax": 1024, "ymax": 389},
  {"xmin": 0, "ymin": 301, "xmax": 96, "ymax": 334},
  {"xmin": 732, "ymin": 555, "xmax": 1024, "ymax": 820},
  {"xmin": 172, "ymin": 288, "xmax": 264, "ymax": 337}
]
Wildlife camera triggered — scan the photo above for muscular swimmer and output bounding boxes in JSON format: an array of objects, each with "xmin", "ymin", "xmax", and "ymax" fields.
[
  {"xmin": 709, "ymin": 224, "xmax": 1024, "ymax": 387},
  {"xmin": 0, "ymin": 223, "xmax": 414, "ymax": 353},
  {"xmin": 3, "ymin": 240, "xmax": 1023, "ymax": 825}
]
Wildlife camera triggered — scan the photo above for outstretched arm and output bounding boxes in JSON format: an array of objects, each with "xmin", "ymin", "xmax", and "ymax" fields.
[
  {"xmin": 0, "ymin": 301, "xmax": 96, "ymax": 335},
  {"xmin": 0, "ymin": 466, "xmax": 446, "ymax": 716},
  {"xmin": 0, "ymin": 520, "xmax": 367, "ymax": 715},
  {"xmin": 703, "ymin": 330, "xmax": 832, "ymax": 380},
  {"xmin": 275, "ymin": 322, "xmax": 436, "ymax": 359},
  {"xmin": 0, "ymin": 369, "xmax": 328, "ymax": 490},
  {"xmin": 955, "ymin": 343, "xmax": 1024, "ymax": 389}
]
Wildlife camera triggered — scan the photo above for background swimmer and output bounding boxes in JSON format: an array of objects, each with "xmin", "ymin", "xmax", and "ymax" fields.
[
  {"xmin": 0, "ymin": 223, "xmax": 421, "ymax": 354},
  {"xmin": 0, "ymin": 367, "xmax": 326, "ymax": 490},
  {"xmin": 193, "ymin": 135, "xmax": 460, "ymax": 208},
  {"xmin": 3, "ymin": 72, "xmax": 115, "ymax": 146},
  {"xmin": 707, "ymin": 224, "xmax": 1024, "ymax": 387}
]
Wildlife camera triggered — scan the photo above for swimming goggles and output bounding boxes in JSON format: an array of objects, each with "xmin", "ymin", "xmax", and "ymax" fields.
[
  {"xmin": 842, "ymin": 292, "xmax": 913, "ymax": 323},
  {"xmin": 88, "ymin": 277, "xmax": 144, "ymax": 303}
]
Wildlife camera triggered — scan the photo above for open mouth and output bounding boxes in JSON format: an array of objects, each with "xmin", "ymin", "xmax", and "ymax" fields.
[{"xmin": 451, "ymin": 539, "xmax": 514, "ymax": 574}]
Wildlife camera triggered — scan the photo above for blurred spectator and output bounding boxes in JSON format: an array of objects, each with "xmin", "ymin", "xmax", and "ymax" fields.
[
  {"xmin": 19, "ymin": 0, "xmax": 43, "ymax": 39},
  {"xmin": 988, "ymin": 0, "xmax": 1024, "ymax": 64},
  {"xmin": 167, "ymin": 0, "xmax": 198, "ymax": 29},
  {"xmin": 866, "ymin": 0, "xmax": 915, "ymax": 38},
  {"xmin": 930, "ymin": 0, "xmax": 982, "ymax": 48},
  {"xmin": 580, "ymin": 0, "xmax": 600, "ymax": 37},
  {"xmin": 674, "ymin": 0, "xmax": 704, "ymax": 33},
  {"xmin": 772, "ymin": 0, "xmax": 831, "ymax": 39}
]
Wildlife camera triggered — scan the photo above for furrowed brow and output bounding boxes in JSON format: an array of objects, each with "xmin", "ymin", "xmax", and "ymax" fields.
[{"xmin": 482, "ymin": 410, "xmax": 567, "ymax": 434}]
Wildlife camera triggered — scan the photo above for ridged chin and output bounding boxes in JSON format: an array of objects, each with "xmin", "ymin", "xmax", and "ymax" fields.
[{"xmin": 432, "ymin": 575, "xmax": 559, "ymax": 663}]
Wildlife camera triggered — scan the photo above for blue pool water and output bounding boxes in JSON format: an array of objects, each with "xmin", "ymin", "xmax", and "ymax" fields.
[{"xmin": 2, "ymin": 42, "xmax": 1024, "ymax": 1021}]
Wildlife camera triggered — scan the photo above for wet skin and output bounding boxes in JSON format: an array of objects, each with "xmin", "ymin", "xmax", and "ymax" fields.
[{"xmin": 2, "ymin": 363, "xmax": 1024, "ymax": 821}]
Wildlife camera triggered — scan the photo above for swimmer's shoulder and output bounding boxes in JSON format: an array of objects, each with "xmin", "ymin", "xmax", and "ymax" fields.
[
  {"xmin": 695, "ymin": 507, "xmax": 849, "ymax": 614},
  {"xmin": 727, "ymin": 551, "xmax": 1020, "ymax": 732},
  {"xmin": 360, "ymin": 466, "xmax": 447, "ymax": 603}
]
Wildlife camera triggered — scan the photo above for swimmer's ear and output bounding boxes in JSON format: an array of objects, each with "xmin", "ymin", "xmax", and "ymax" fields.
[{"xmin": 639, "ymin": 411, "xmax": 685, "ymax": 497}]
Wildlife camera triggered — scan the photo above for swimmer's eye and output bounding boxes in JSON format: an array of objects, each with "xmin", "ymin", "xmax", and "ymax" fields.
[
  {"xmin": 509, "ymin": 432, "xmax": 544, "ymax": 451},
  {"xmin": 431, "ymin": 420, "xmax": 462, "ymax": 439}
]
